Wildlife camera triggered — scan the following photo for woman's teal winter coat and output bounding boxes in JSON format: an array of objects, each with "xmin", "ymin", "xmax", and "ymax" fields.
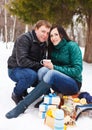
[{"xmin": 51, "ymin": 38, "xmax": 83, "ymax": 83}]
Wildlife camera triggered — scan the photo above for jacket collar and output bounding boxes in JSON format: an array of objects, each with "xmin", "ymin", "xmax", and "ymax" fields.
[
  {"xmin": 31, "ymin": 30, "xmax": 46, "ymax": 46},
  {"xmin": 31, "ymin": 30, "xmax": 39, "ymax": 43},
  {"xmin": 54, "ymin": 38, "xmax": 67, "ymax": 49}
]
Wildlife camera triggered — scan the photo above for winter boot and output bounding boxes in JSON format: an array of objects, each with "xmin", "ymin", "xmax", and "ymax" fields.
[
  {"xmin": 5, "ymin": 81, "xmax": 51, "ymax": 119},
  {"xmin": 34, "ymin": 89, "xmax": 51, "ymax": 108},
  {"xmin": 34, "ymin": 98, "xmax": 44, "ymax": 108}
]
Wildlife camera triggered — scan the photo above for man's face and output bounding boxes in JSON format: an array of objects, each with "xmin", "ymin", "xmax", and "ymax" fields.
[{"xmin": 35, "ymin": 25, "xmax": 50, "ymax": 42}]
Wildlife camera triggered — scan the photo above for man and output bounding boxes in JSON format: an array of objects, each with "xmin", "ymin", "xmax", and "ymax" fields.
[{"xmin": 7, "ymin": 20, "xmax": 51, "ymax": 104}]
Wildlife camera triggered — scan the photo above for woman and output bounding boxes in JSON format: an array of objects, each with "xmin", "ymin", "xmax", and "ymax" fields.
[{"xmin": 5, "ymin": 25, "xmax": 83, "ymax": 119}]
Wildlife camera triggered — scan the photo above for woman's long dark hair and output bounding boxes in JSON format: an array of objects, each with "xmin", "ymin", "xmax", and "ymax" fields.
[{"xmin": 48, "ymin": 25, "xmax": 71, "ymax": 58}]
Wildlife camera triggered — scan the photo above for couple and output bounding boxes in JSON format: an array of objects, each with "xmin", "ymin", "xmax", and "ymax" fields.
[{"xmin": 5, "ymin": 20, "xmax": 83, "ymax": 119}]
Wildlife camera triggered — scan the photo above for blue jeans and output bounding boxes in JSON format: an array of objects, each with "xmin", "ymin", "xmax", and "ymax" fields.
[
  {"xmin": 5, "ymin": 67, "xmax": 80, "ymax": 119},
  {"xmin": 8, "ymin": 67, "xmax": 38, "ymax": 96},
  {"xmin": 38, "ymin": 67, "xmax": 79, "ymax": 95}
]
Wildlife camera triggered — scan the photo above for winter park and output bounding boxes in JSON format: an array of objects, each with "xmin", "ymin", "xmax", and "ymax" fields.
[
  {"xmin": 0, "ymin": 1, "xmax": 92, "ymax": 130},
  {"xmin": 0, "ymin": 42, "xmax": 92, "ymax": 130}
]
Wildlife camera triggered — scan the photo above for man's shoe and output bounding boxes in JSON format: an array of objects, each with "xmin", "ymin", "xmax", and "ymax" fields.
[
  {"xmin": 34, "ymin": 98, "xmax": 44, "ymax": 108},
  {"xmin": 11, "ymin": 92, "xmax": 23, "ymax": 104},
  {"xmin": 22, "ymin": 90, "xmax": 28, "ymax": 97}
]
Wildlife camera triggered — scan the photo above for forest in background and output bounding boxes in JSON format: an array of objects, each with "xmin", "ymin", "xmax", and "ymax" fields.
[{"xmin": 0, "ymin": 0, "xmax": 92, "ymax": 63}]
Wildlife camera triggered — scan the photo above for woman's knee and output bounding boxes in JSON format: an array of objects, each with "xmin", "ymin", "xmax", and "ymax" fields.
[
  {"xmin": 38, "ymin": 67, "xmax": 49, "ymax": 81},
  {"xmin": 43, "ymin": 70, "xmax": 55, "ymax": 83}
]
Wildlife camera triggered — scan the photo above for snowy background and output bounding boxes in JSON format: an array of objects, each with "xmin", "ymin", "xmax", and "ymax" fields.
[{"xmin": 0, "ymin": 41, "xmax": 92, "ymax": 130}]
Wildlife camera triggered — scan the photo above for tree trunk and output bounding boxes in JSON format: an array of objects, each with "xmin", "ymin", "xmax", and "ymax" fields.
[
  {"xmin": 25, "ymin": 24, "xmax": 29, "ymax": 33},
  {"xmin": 11, "ymin": 16, "xmax": 16, "ymax": 42},
  {"xmin": 83, "ymin": 13, "xmax": 92, "ymax": 63},
  {"xmin": 71, "ymin": 21, "xmax": 75, "ymax": 41},
  {"xmin": 4, "ymin": 0, "xmax": 8, "ymax": 47}
]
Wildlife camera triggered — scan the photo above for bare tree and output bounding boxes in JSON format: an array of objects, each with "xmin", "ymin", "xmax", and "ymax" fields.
[
  {"xmin": 4, "ymin": 0, "xmax": 8, "ymax": 45},
  {"xmin": 11, "ymin": 15, "xmax": 16, "ymax": 42}
]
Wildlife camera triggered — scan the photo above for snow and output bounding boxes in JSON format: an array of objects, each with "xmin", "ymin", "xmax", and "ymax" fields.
[{"xmin": 0, "ymin": 41, "xmax": 92, "ymax": 130}]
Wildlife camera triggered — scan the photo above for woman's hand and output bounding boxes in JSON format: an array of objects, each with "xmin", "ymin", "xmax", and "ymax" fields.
[{"xmin": 43, "ymin": 60, "xmax": 53, "ymax": 69}]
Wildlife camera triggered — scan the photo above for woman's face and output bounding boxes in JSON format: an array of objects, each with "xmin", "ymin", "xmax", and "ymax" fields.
[{"xmin": 50, "ymin": 28, "xmax": 62, "ymax": 46}]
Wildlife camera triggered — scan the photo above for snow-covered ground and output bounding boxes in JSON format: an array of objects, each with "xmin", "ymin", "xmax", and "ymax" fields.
[{"xmin": 0, "ymin": 42, "xmax": 92, "ymax": 130}]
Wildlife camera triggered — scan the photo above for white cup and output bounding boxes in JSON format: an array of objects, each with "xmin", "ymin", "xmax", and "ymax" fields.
[{"xmin": 40, "ymin": 59, "xmax": 51, "ymax": 65}]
